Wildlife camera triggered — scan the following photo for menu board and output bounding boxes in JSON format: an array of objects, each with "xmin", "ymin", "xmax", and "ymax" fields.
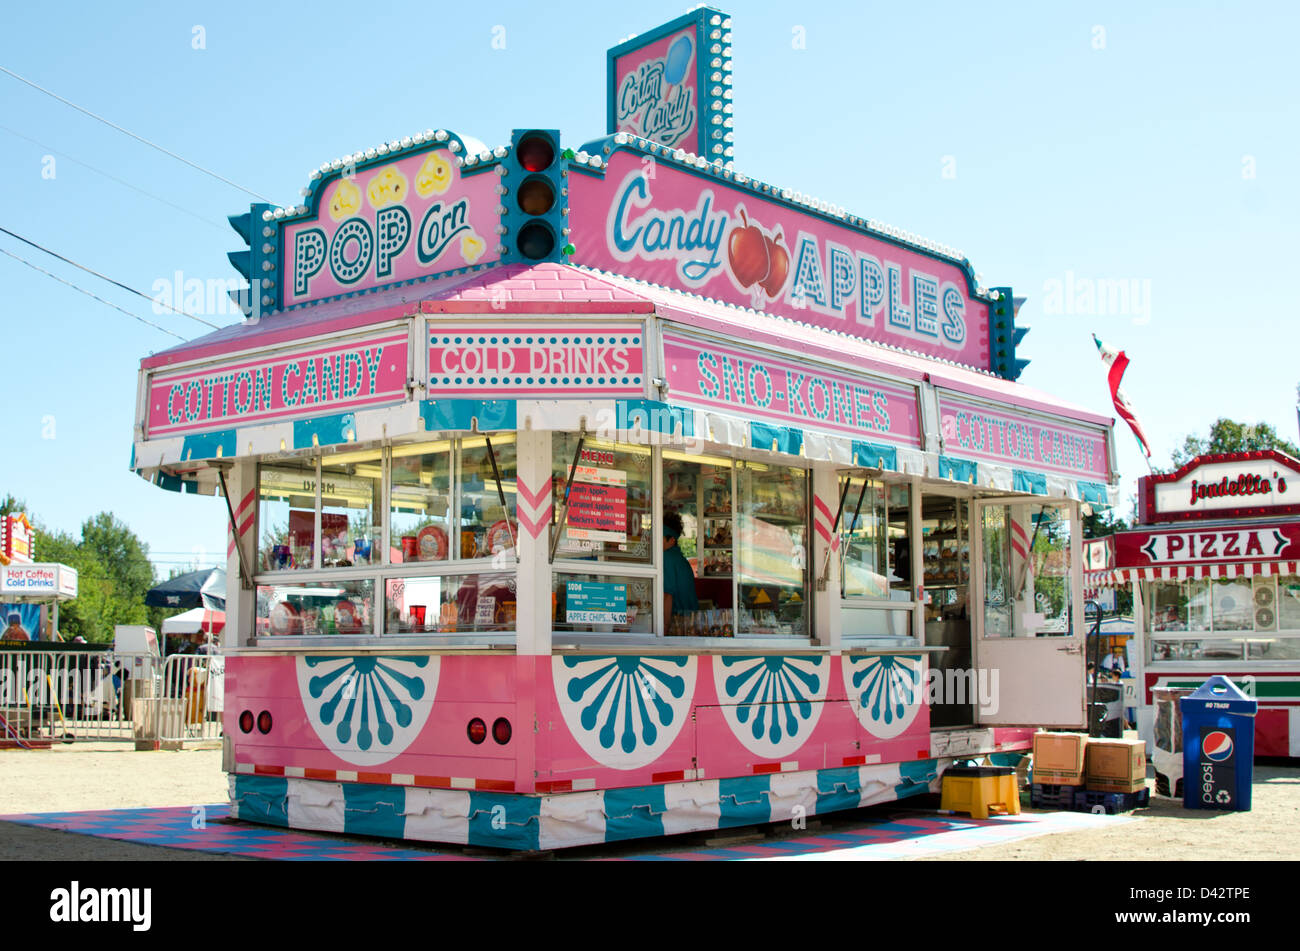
[{"xmin": 564, "ymin": 465, "xmax": 628, "ymax": 544}]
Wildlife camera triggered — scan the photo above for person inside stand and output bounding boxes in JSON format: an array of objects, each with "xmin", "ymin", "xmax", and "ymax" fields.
[
  {"xmin": 662, "ymin": 512, "xmax": 699, "ymax": 628},
  {"xmin": 1101, "ymin": 645, "xmax": 1126, "ymax": 681}
]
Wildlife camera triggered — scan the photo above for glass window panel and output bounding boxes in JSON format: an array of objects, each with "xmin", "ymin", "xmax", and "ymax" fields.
[
  {"xmin": 840, "ymin": 477, "xmax": 888, "ymax": 599},
  {"xmin": 886, "ymin": 483, "xmax": 912, "ymax": 601},
  {"xmin": 384, "ymin": 573, "xmax": 515, "ymax": 634},
  {"xmin": 1279, "ymin": 577, "xmax": 1300, "ymax": 630},
  {"xmin": 1147, "ymin": 582, "xmax": 1189, "ymax": 633},
  {"xmin": 982, "ymin": 502, "xmax": 1071, "ymax": 637},
  {"xmin": 552, "ymin": 435, "xmax": 654, "ymax": 565},
  {"xmin": 1253, "ymin": 636, "xmax": 1300, "ymax": 660},
  {"xmin": 552, "ymin": 573, "xmax": 654, "ymax": 635},
  {"xmin": 319, "ymin": 453, "xmax": 382, "ymax": 568},
  {"xmin": 1211, "ymin": 579, "xmax": 1252, "ymax": 631},
  {"xmin": 1185, "ymin": 579, "xmax": 1211, "ymax": 631},
  {"xmin": 460, "ymin": 436, "xmax": 517, "ymax": 559},
  {"xmin": 737, "ymin": 463, "xmax": 809, "ymax": 637},
  {"xmin": 257, "ymin": 580, "xmax": 375, "ymax": 636},
  {"xmin": 390, "ymin": 442, "xmax": 453, "ymax": 565},
  {"xmin": 258, "ymin": 460, "xmax": 317, "ymax": 571},
  {"xmin": 664, "ymin": 452, "xmax": 732, "ymax": 633}
]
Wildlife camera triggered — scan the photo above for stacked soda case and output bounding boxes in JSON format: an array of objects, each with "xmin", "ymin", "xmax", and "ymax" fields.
[{"xmin": 1028, "ymin": 731, "xmax": 1150, "ymax": 814}]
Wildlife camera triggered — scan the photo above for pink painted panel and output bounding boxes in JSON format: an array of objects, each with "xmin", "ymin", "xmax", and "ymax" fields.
[
  {"xmin": 146, "ymin": 331, "xmax": 407, "ymax": 438},
  {"xmin": 427, "ymin": 323, "xmax": 646, "ymax": 397},
  {"xmin": 664, "ymin": 333, "xmax": 922, "ymax": 445},
  {"xmin": 570, "ymin": 149, "xmax": 991, "ymax": 370},
  {"xmin": 282, "ymin": 147, "xmax": 502, "ymax": 307},
  {"xmin": 939, "ymin": 393, "xmax": 1110, "ymax": 480}
]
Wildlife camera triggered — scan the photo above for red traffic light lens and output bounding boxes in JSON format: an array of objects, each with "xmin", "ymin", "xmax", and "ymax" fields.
[
  {"xmin": 492, "ymin": 717, "xmax": 512, "ymax": 745},
  {"xmin": 239, "ymin": 710, "xmax": 254, "ymax": 733},
  {"xmin": 517, "ymin": 222, "xmax": 555, "ymax": 260},
  {"xmin": 467, "ymin": 717, "xmax": 487, "ymax": 744},
  {"xmin": 517, "ymin": 177, "xmax": 556, "ymax": 216},
  {"xmin": 516, "ymin": 135, "xmax": 554, "ymax": 172},
  {"xmin": 257, "ymin": 711, "xmax": 273, "ymax": 734}
]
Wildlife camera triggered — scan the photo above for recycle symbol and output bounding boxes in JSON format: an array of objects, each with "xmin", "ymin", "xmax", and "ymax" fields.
[{"xmin": 1216, "ymin": 789, "xmax": 1231, "ymax": 804}]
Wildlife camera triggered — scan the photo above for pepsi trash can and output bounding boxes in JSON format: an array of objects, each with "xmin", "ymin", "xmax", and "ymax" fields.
[{"xmin": 1180, "ymin": 676, "xmax": 1256, "ymax": 811}]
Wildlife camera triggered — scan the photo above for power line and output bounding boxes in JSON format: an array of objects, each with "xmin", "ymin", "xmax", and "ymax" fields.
[
  {"xmin": 0, "ymin": 64, "xmax": 273, "ymax": 203},
  {"xmin": 0, "ymin": 123, "xmax": 229, "ymax": 233},
  {"xmin": 0, "ymin": 247, "xmax": 186, "ymax": 340},
  {"xmin": 0, "ymin": 225, "xmax": 222, "ymax": 330}
]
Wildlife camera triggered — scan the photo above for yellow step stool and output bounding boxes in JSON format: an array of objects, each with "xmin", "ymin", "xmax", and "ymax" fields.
[{"xmin": 940, "ymin": 766, "xmax": 1021, "ymax": 819}]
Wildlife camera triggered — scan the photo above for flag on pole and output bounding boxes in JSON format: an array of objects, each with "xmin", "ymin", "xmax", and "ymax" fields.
[{"xmin": 1093, "ymin": 334, "xmax": 1152, "ymax": 460}]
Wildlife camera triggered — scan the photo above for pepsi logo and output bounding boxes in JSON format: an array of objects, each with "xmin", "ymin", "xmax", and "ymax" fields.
[{"xmin": 1203, "ymin": 730, "xmax": 1234, "ymax": 762}]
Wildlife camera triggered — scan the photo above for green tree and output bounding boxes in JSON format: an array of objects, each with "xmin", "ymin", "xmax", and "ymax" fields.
[{"xmin": 1169, "ymin": 418, "xmax": 1300, "ymax": 470}]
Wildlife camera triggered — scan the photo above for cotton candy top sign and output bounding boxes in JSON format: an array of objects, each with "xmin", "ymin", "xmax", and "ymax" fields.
[{"xmin": 606, "ymin": 8, "xmax": 732, "ymax": 163}]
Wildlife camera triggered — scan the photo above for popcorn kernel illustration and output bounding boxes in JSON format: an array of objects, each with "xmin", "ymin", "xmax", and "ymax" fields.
[
  {"xmin": 415, "ymin": 152, "xmax": 453, "ymax": 197},
  {"xmin": 461, "ymin": 232, "xmax": 486, "ymax": 264},
  {"xmin": 367, "ymin": 164, "xmax": 409, "ymax": 209},
  {"xmin": 329, "ymin": 178, "xmax": 363, "ymax": 221}
]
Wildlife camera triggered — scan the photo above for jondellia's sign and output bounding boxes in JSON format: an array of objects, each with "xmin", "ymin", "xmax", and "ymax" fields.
[
  {"xmin": 606, "ymin": 8, "xmax": 732, "ymax": 162},
  {"xmin": 1140, "ymin": 451, "xmax": 1300, "ymax": 522},
  {"xmin": 569, "ymin": 147, "xmax": 993, "ymax": 371}
]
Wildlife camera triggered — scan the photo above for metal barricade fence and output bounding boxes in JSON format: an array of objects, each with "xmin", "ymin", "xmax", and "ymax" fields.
[
  {"xmin": 156, "ymin": 653, "xmax": 224, "ymax": 745},
  {"xmin": 0, "ymin": 649, "xmax": 135, "ymax": 744},
  {"xmin": 0, "ymin": 649, "xmax": 224, "ymax": 747}
]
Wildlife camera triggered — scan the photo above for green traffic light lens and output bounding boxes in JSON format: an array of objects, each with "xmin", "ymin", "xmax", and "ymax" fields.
[{"xmin": 517, "ymin": 222, "xmax": 555, "ymax": 260}]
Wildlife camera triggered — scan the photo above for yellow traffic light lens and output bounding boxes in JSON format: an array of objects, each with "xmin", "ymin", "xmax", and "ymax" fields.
[{"xmin": 517, "ymin": 178, "xmax": 556, "ymax": 216}]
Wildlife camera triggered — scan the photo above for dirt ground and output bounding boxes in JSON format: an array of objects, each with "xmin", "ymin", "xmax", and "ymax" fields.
[{"xmin": 2, "ymin": 744, "xmax": 1298, "ymax": 860}]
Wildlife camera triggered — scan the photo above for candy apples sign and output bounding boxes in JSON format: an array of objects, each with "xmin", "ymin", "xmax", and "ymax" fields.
[
  {"xmin": 572, "ymin": 147, "xmax": 993, "ymax": 371},
  {"xmin": 281, "ymin": 145, "xmax": 501, "ymax": 306}
]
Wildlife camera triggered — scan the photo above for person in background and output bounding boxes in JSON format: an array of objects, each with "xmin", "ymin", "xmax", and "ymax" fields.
[{"xmin": 662, "ymin": 512, "xmax": 699, "ymax": 625}]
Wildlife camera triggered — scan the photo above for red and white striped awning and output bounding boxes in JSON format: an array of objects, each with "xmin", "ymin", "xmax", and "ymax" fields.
[{"xmin": 1085, "ymin": 561, "xmax": 1300, "ymax": 588}]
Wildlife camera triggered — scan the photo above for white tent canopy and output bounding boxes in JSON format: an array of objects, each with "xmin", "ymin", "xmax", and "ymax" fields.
[{"xmin": 161, "ymin": 607, "xmax": 223, "ymax": 635}]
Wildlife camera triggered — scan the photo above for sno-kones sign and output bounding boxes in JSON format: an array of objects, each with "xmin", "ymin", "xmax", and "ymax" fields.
[{"xmin": 568, "ymin": 147, "xmax": 994, "ymax": 371}]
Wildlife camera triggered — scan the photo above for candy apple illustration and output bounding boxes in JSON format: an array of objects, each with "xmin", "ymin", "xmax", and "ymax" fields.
[
  {"xmin": 759, "ymin": 230, "xmax": 789, "ymax": 299},
  {"xmin": 727, "ymin": 209, "xmax": 770, "ymax": 289}
]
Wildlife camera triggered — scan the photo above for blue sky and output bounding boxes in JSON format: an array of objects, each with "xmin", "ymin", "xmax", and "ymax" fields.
[{"xmin": 2, "ymin": 0, "xmax": 1296, "ymax": 574}]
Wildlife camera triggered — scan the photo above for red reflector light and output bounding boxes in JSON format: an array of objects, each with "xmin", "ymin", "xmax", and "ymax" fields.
[
  {"xmin": 516, "ymin": 135, "xmax": 554, "ymax": 172},
  {"xmin": 239, "ymin": 710, "xmax": 254, "ymax": 733},
  {"xmin": 257, "ymin": 711, "xmax": 273, "ymax": 734},
  {"xmin": 467, "ymin": 718, "xmax": 487, "ymax": 744},
  {"xmin": 492, "ymin": 717, "xmax": 512, "ymax": 745}
]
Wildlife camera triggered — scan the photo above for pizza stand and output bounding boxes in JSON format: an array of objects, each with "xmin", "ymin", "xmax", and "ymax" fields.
[
  {"xmin": 120, "ymin": 9, "xmax": 1129, "ymax": 849},
  {"xmin": 1084, "ymin": 450, "xmax": 1300, "ymax": 762}
]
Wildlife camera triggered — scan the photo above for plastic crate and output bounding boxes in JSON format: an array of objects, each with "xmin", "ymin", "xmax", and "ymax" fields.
[
  {"xmin": 1072, "ymin": 787, "xmax": 1151, "ymax": 814},
  {"xmin": 1029, "ymin": 783, "xmax": 1080, "ymax": 809}
]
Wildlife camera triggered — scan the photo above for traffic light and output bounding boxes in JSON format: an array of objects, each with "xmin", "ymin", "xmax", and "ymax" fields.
[
  {"xmin": 989, "ymin": 286, "xmax": 1029, "ymax": 380},
  {"xmin": 227, "ymin": 202, "xmax": 278, "ymax": 317},
  {"xmin": 500, "ymin": 130, "xmax": 570, "ymax": 263}
]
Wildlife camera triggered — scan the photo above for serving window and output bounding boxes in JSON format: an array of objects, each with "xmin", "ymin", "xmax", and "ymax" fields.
[
  {"xmin": 1147, "ymin": 575, "xmax": 1300, "ymax": 661},
  {"xmin": 254, "ymin": 436, "xmax": 518, "ymax": 639}
]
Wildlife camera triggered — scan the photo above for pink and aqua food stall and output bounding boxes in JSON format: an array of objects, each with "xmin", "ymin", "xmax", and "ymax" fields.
[{"xmin": 130, "ymin": 9, "xmax": 1118, "ymax": 848}]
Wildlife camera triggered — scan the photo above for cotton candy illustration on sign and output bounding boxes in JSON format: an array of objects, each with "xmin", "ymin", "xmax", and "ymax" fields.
[{"xmin": 727, "ymin": 207, "xmax": 790, "ymax": 307}]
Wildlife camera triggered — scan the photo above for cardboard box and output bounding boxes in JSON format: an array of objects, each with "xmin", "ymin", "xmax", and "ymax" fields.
[
  {"xmin": 1031, "ymin": 731, "xmax": 1088, "ymax": 786},
  {"xmin": 1086, "ymin": 737, "xmax": 1147, "ymax": 793}
]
